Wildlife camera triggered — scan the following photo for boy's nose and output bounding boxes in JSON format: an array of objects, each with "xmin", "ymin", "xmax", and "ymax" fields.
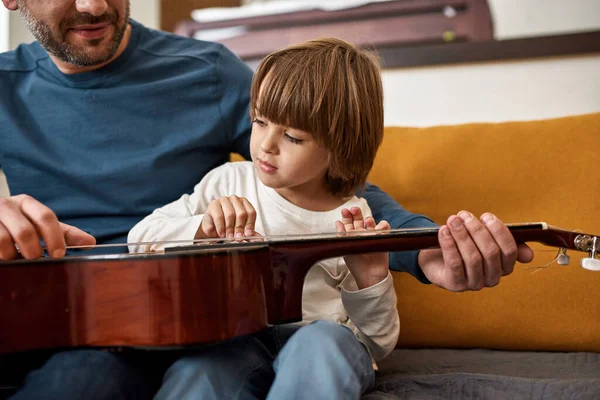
[
  {"xmin": 75, "ymin": 0, "xmax": 109, "ymax": 17},
  {"xmin": 260, "ymin": 132, "xmax": 279, "ymax": 154}
]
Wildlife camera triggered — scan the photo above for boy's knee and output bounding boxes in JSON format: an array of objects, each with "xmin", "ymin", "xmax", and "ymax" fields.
[{"xmin": 292, "ymin": 320, "xmax": 355, "ymax": 349}]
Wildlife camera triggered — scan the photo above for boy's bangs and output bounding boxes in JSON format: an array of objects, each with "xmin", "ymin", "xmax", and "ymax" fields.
[{"xmin": 253, "ymin": 58, "xmax": 322, "ymax": 137}]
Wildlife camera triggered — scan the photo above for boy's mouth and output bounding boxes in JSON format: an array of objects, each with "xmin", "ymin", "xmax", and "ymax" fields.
[{"xmin": 258, "ymin": 159, "xmax": 277, "ymax": 173}]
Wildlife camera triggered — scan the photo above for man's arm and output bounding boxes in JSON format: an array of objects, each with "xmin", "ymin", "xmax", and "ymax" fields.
[{"xmin": 361, "ymin": 182, "xmax": 437, "ymax": 283}]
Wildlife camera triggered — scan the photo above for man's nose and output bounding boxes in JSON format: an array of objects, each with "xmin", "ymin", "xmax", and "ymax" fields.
[{"xmin": 75, "ymin": 0, "xmax": 109, "ymax": 17}]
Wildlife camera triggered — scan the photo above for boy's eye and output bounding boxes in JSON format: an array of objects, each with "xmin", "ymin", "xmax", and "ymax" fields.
[
  {"xmin": 284, "ymin": 133, "xmax": 303, "ymax": 144},
  {"xmin": 252, "ymin": 118, "xmax": 266, "ymax": 127}
]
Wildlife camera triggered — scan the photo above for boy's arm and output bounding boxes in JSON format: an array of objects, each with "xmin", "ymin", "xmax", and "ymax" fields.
[
  {"xmin": 361, "ymin": 183, "xmax": 437, "ymax": 284},
  {"xmin": 128, "ymin": 166, "xmax": 230, "ymax": 253},
  {"xmin": 341, "ymin": 271, "xmax": 399, "ymax": 362}
]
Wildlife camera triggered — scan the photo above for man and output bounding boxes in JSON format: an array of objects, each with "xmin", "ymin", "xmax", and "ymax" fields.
[{"xmin": 0, "ymin": 0, "xmax": 533, "ymax": 398}]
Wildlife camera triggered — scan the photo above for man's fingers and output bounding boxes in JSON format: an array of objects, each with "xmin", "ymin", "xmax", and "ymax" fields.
[
  {"xmin": 438, "ymin": 225, "xmax": 468, "ymax": 291},
  {"xmin": 21, "ymin": 197, "xmax": 66, "ymax": 258},
  {"xmin": 458, "ymin": 211, "xmax": 502, "ymax": 286},
  {"xmin": 517, "ymin": 243, "xmax": 534, "ymax": 263},
  {"xmin": 0, "ymin": 222, "xmax": 18, "ymax": 260},
  {"xmin": 0, "ymin": 197, "xmax": 44, "ymax": 259},
  {"xmin": 447, "ymin": 214, "xmax": 484, "ymax": 290},
  {"xmin": 478, "ymin": 213, "xmax": 518, "ymax": 276},
  {"xmin": 60, "ymin": 223, "xmax": 96, "ymax": 248}
]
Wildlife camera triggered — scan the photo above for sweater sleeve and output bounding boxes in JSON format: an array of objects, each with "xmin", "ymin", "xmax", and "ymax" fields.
[
  {"xmin": 340, "ymin": 271, "xmax": 400, "ymax": 362},
  {"xmin": 128, "ymin": 164, "xmax": 233, "ymax": 253}
]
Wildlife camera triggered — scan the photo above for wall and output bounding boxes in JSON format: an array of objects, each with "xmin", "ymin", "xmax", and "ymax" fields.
[
  {"xmin": 382, "ymin": 55, "xmax": 600, "ymax": 126},
  {"xmin": 489, "ymin": 0, "xmax": 600, "ymax": 40},
  {"xmin": 382, "ymin": 0, "xmax": 600, "ymax": 126}
]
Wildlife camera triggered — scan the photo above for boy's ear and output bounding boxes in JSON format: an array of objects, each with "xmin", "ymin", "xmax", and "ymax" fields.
[{"xmin": 2, "ymin": 0, "xmax": 19, "ymax": 11}]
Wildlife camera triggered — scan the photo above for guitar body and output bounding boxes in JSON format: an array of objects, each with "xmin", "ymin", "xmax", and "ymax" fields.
[{"xmin": 0, "ymin": 244, "xmax": 275, "ymax": 354}]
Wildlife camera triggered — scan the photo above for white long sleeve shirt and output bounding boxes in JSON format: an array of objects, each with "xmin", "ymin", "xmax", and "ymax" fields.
[{"xmin": 128, "ymin": 162, "xmax": 399, "ymax": 361}]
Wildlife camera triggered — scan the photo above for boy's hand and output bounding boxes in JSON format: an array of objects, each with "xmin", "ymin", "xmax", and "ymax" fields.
[
  {"xmin": 418, "ymin": 211, "xmax": 534, "ymax": 292},
  {"xmin": 335, "ymin": 207, "xmax": 390, "ymax": 289},
  {"xmin": 195, "ymin": 196, "xmax": 258, "ymax": 240}
]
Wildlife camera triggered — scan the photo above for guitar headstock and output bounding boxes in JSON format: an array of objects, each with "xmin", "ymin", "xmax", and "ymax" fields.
[{"xmin": 508, "ymin": 224, "xmax": 600, "ymax": 271}]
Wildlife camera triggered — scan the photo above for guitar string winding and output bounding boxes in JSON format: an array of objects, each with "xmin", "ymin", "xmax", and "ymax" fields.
[{"xmin": 525, "ymin": 248, "xmax": 563, "ymax": 275}]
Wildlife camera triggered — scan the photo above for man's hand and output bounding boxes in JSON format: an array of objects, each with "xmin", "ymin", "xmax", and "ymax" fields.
[
  {"xmin": 0, "ymin": 194, "xmax": 96, "ymax": 260},
  {"xmin": 196, "ymin": 195, "xmax": 259, "ymax": 240},
  {"xmin": 418, "ymin": 211, "xmax": 534, "ymax": 292},
  {"xmin": 335, "ymin": 207, "xmax": 390, "ymax": 289}
]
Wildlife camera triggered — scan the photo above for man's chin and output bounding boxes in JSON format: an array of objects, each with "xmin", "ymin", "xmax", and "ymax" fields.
[{"xmin": 60, "ymin": 40, "xmax": 119, "ymax": 66}]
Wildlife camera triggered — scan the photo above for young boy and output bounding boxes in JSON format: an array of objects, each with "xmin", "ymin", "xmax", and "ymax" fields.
[{"xmin": 129, "ymin": 38, "xmax": 394, "ymax": 399}]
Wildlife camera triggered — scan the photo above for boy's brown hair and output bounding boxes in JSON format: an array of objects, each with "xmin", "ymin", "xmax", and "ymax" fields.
[{"xmin": 250, "ymin": 38, "xmax": 384, "ymax": 197}]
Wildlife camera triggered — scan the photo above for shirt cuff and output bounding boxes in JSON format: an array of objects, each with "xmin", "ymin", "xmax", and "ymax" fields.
[{"xmin": 340, "ymin": 271, "xmax": 393, "ymax": 297}]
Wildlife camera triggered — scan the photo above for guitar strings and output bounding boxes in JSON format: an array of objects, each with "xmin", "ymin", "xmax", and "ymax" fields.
[{"xmin": 525, "ymin": 248, "xmax": 563, "ymax": 274}]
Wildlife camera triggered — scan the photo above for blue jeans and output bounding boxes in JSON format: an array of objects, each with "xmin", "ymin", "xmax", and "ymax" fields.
[
  {"xmin": 155, "ymin": 320, "xmax": 375, "ymax": 400},
  {"xmin": 7, "ymin": 349, "xmax": 168, "ymax": 400},
  {"xmin": 8, "ymin": 321, "xmax": 374, "ymax": 399}
]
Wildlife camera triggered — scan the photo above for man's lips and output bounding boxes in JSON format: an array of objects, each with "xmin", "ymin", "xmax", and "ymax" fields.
[{"xmin": 68, "ymin": 23, "xmax": 111, "ymax": 40}]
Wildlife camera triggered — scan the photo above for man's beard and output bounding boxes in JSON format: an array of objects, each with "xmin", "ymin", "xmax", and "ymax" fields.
[{"xmin": 17, "ymin": 1, "xmax": 130, "ymax": 67}]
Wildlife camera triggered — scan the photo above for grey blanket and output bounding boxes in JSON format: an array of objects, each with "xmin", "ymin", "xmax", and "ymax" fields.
[{"xmin": 364, "ymin": 349, "xmax": 600, "ymax": 400}]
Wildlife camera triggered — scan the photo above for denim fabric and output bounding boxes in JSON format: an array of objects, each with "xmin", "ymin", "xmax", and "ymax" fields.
[
  {"xmin": 7, "ymin": 321, "xmax": 374, "ymax": 400},
  {"xmin": 8, "ymin": 349, "xmax": 168, "ymax": 400},
  {"xmin": 156, "ymin": 320, "xmax": 375, "ymax": 400}
]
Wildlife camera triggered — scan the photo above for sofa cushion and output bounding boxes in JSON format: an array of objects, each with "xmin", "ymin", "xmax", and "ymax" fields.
[{"xmin": 369, "ymin": 112, "xmax": 600, "ymax": 351}]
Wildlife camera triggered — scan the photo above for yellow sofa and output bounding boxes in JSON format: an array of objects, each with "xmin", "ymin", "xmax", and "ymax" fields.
[{"xmin": 369, "ymin": 112, "xmax": 599, "ymax": 353}]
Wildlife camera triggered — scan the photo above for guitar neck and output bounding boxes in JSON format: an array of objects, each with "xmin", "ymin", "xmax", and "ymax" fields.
[{"xmin": 266, "ymin": 222, "xmax": 598, "ymax": 262}]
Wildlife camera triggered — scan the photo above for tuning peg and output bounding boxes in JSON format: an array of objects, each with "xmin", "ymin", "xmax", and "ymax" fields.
[
  {"xmin": 580, "ymin": 236, "xmax": 600, "ymax": 271},
  {"xmin": 581, "ymin": 258, "xmax": 600, "ymax": 271},
  {"xmin": 557, "ymin": 252, "xmax": 570, "ymax": 265}
]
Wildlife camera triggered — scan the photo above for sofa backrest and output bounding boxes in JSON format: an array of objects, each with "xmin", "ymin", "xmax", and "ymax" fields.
[{"xmin": 369, "ymin": 112, "xmax": 600, "ymax": 351}]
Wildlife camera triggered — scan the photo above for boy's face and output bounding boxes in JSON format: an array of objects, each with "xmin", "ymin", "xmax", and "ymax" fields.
[
  {"xmin": 250, "ymin": 113, "xmax": 331, "ymax": 202},
  {"xmin": 7, "ymin": 0, "xmax": 130, "ymax": 67}
]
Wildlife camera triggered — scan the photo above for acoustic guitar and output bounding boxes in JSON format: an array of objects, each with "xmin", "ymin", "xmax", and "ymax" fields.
[{"xmin": 0, "ymin": 222, "xmax": 598, "ymax": 355}]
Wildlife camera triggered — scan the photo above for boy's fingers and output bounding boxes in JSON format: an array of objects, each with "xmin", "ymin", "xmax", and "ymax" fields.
[
  {"xmin": 375, "ymin": 220, "xmax": 390, "ymax": 231},
  {"xmin": 228, "ymin": 196, "xmax": 248, "ymax": 238},
  {"xmin": 341, "ymin": 208, "xmax": 356, "ymax": 231},
  {"xmin": 218, "ymin": 198, "xmax": 236, "ymax": 238},
  {"xmin": 349, "ymin": 207, "xmax": 365, "ymax": 229},
  {"xmin": 241, "ymin": 197, "xmax": 257, "ymax": 237}
]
